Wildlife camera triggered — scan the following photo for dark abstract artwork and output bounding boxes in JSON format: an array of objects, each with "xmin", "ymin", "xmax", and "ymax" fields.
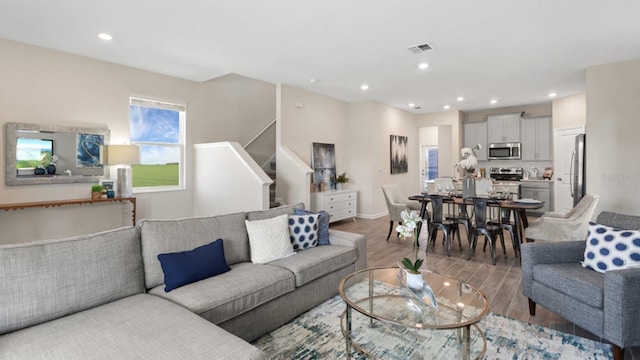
[{"xmin": 390, "ymin": 135, "xmax": 408, "ymax": 174}]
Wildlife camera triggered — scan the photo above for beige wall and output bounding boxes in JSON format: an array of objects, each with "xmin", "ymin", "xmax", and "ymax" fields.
[
  {"xmin": 0, "ymin": 38, "xmax": 275, "ymax": 227},
  {"xmin": 278, "ymin": 87, "xmax": 419, "ymax": 218},
  {"xmin": 586, "ymin": 59, "xmax": 640, "ymax": 215},
  {"xmin": 417, "ymin": 110, "xmax": 463, "ymax": 177},
  {"xmin": 552, "ymin": 93, "xmax": 586, "ymax": 129}
]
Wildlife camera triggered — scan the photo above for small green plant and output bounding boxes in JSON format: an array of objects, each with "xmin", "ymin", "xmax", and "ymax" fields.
[
  {"xmin": 336, "ymin": 172, "xmax": 350, "ymax": 184},
  {"xmin": 91, "ymin": 185, "xmax": 104, "ymax": 192}
]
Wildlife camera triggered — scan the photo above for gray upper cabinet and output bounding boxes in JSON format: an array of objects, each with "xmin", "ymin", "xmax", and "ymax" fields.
[
  {"xmin": 521, "ymin": 116, "xmax": 552, "ymax": 161},
  {"xmin": 463, "ymin": 122, "xmax": 487, "ymax": 161},
  {"xmin": 487, "ymin": 113, "xmax": 521, "ymax": 143}
]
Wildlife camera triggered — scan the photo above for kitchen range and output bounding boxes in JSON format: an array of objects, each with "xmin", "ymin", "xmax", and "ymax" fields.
[{"xmin": 489, "ymin": 166, "xmax": 553, "ymax": 215}]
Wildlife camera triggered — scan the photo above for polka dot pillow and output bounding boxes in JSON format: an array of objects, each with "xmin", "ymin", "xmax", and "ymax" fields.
[
  {"xmin": 581, "ymin": 222, "xmax": 640, "ymax": 273},
  {"xmin": 288, "ymin": 214, "xmax": 319, "ymax": 250}
]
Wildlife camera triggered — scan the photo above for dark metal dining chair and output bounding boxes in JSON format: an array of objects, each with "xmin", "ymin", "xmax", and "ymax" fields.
[
  {"xmin": 488, "ymin": 193, "xmax": 521, "ymax": 257},
  {"xmin": 426, "ymin": 195, "xmax": 459, "ymax": 257},
  {"xmin": 468, "ymin": 197, "xmax": 506, "ymax": 265}
]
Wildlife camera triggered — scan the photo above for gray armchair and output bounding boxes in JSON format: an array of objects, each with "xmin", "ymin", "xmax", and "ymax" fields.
[
  {"xmin": 521, "ymin": 211, "xmax": 640, "ymax": 360},
  {"xmin": 381, "ymin": 184, "xmax": 422, "ymax": 241}
]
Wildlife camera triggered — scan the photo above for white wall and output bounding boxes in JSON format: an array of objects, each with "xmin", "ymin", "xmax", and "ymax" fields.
[
  {"xmin": 585, "ymin": 59, "xmax": 640, "ymax": 215},
  {"xmin": 417, "ymin": 110, "xmax": 463, "ymax": 178},
  {"xmin": 552, "ymin": 93, "xmax": 586, "ymax": 129},
  {"xmin": 0, "ymin": 38, "xmax": 276, "ymax": 240}
]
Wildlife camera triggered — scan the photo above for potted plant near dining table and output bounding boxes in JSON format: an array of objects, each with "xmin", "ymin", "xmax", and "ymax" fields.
[{"xmin": 397, "ymin": 210, "xmax": 425, "ymax": 289}]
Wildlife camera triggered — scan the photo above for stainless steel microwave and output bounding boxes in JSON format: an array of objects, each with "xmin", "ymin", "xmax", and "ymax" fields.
[{"xmin": 488, "ymin": 142, "xmax": 521, "ymax": 160}]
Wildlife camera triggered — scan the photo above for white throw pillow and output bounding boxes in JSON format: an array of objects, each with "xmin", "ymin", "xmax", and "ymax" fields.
[
  {"xmin": 581, "ymin": 222, "xmax": 640, "ymax": 273},
  {"xmin": 246, "ymin": 214, "xmax": 295, "ymax": 264}
]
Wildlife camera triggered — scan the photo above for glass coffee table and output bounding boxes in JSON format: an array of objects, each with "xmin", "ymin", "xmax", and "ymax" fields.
[{"xmin": 338, "ymin": 266, "xmax": 489, "ymax": 359}]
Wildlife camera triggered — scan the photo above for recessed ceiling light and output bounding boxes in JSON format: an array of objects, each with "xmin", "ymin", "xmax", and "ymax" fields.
[
  {"xmin": 309, "ymin": 78, "xmax": 319, "ymax": 84},
  {"xmin": 490, "ymin": 99, "xmax": 498, "ymax": 104},
  {"xmin": 548, "ymin": 92, "xmax": 557, "ymax": 98},
  {"xmin": 97, "ymin": 33, "xmax": 113, "ymax": 41},
  {"xmin": 360, "ymin": 84, "xmax": 369, "ymax": 90},
  {"xmin": 408, "ymin": 103, "xmax": 416, "ymax": 108},
  {"xmin": 456, "ymin": 96, "xmax": 464, "ymax": 102},
  {"xmin": 443, "ymin": 105, "xmax": 450, "ymax": 110},
  {"xmin": 418, "ymin": 62, "xmax": 429, "ymax": 70}
]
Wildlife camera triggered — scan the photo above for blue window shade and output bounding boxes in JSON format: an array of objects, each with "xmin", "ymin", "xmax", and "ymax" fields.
[{"xmin": 427, "ymin": 148, "xmax": 439, "ymax": 180}]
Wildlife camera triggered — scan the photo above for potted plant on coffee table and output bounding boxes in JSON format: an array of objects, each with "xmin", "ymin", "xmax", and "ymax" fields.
[{"xmin": 396, "ymin": 210, "xmax": 424, "ymax": 289}]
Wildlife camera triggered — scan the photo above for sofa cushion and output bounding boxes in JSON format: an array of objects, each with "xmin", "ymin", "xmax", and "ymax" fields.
[
  {"xmin": 533, "ymin": 263, "xmax": 604, "ymax": 308},
  {"xmin": 294, "ymin": 208, "xmax": 331, "ymax": 245},
  {"xmin": 581, "ymin": 222, "xmax": 640, "ymax": 273},
  {"xmin": 158, "ymin": 239, "xmax": 231, "ymax": 292},
  {"xmin": 139, "ymin": 211, "xmax": 249, "ymax": 289},
  {"xmin": 149, "ymin": 262, "xmax": 295, "ymax": 325},
  {"xmin": 288, "ymin": 213, "xmax": 319, "ymax": 250},
  {"xmin": 268, "ymin": 245, "xmax": 357, "ymax": 287},
  {"xmin": 246, "ymin": 202, "xmax": 304, "ymax": 221},
  {"xmin": 0, "ymin": 227, "xmax": 144, "ymax": 335},
  {"xmin": 0, "ymin": 294, "xmax": 266, "ymax": 360},
  {"xmin": 246, "ymin": 214, "xmax": 295, "ymax": 264}
]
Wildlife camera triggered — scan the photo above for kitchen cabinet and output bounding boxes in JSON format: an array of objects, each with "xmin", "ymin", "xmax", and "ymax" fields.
[
  {"xmin": 463, "ymin": 122, "xmax": 487, "ymax": 161},
  {"xmin": 521, "ymin": 116, "xmax": 552, "ymax": 161},
  {"xmin": 310, "ymin": 189, "xmax": 357, "ymax": 223},
  {"xmin": 520, "ymin": 180, "xmax": 553, "ymax": 215},
  {"xmin": 487, "ymin": 113, "xmax": 521, "ymax": 143}
]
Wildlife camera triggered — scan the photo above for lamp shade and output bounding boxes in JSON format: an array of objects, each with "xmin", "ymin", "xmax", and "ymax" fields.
[{"xmin": 101, "ymin": 145, "xmax": 140, "ymax": 165}]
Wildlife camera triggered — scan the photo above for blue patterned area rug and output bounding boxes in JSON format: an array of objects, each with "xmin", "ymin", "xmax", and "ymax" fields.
[{"xmin": 252, "ymin": 294, "xmax": 613, "ymax": 359}]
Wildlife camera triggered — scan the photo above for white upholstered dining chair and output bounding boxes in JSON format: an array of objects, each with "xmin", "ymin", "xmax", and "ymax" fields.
[
  {"xmin": 524, "ymin": 193, "xmax": 600, "ymax": 242},
  {"xmin": 381, "ymin": 184, "xmax": 422, "ymax": 241}
]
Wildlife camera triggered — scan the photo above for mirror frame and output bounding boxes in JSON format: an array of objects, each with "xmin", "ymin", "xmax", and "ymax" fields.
[{"xmin": 6, "ymin": 122, "xmax": 111, "ymax": 186}]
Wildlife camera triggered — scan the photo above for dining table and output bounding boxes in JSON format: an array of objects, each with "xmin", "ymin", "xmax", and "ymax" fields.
[{"xmin": 408, "ymin": 193, "xmax": 544, "ymax": 256}]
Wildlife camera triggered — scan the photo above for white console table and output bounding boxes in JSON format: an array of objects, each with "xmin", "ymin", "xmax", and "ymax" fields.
[{"xmin": 310, "ymin": 189, "xmax": 357, "ymax": 223}]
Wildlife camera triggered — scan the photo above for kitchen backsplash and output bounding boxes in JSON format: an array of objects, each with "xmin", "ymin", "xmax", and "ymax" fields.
[{"xmin": 476, "ymin": 160, "xmax": 553, "ymax": 179}]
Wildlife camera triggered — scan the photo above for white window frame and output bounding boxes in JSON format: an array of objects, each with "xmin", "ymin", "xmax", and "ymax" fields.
[{"xmin": 129, "ymin": 97, "xmax": 186, "ymax": 193}]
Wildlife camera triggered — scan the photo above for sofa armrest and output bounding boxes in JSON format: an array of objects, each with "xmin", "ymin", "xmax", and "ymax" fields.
[
  {"xmin": 604, "ymin": 268, "xmax": 640, "ymax": 348},
  {"xmin": 521, "ymin": 241, "xmax": 586, "ymax": 297},
  {"xmin": 328, "ymin": 229, "xmax": 367, "ymax": 271}
]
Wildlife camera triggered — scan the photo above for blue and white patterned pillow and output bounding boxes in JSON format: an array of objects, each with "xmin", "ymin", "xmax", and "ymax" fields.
[
  {"xmin": 288, "ymin": 214, "xmax": 319, "ymax": 250},
  {"xmin": 581, "ymin": 221, "xmax": 640, "ymax": 273},
  {"xmin": 294, "ymin": 208, "xmax": 330, "ymax": 246}
]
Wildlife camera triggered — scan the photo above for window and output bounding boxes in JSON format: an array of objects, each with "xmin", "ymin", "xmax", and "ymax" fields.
[
  {"xmin": 423, "ymin": 146, "xmax": 439, "ymax": 181},
  {"xmin": 129, "ymin": 97, "xmax": 185, "ymax": 191}
]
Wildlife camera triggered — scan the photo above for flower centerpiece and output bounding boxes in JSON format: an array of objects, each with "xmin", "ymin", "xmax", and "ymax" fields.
[{"xmin": 396, "ymin": 210, "xmax": 424, "ymax": 289}]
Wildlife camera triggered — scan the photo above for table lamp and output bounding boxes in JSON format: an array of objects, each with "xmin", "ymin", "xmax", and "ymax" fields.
[{"xmin": 101, "ymin": 145, "xmax": 140, "ymax": 197}]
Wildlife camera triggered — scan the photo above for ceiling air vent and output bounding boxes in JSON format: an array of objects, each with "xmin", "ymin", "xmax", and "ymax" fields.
[{"xmin": 407, "ymin": 43, "xmax": 434, "ymax": 54}]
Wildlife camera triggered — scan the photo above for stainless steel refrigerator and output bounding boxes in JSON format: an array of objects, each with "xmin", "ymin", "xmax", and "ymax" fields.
[{"xmin": 571, "ymin": 134, "xmax": 586, "ymax": 206}]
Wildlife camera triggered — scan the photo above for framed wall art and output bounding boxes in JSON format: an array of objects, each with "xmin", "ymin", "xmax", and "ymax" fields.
[
  {"xmin": 390, "ymin": 135, "xmax": 408, "ymax": 174},
  {"xmin": 311, "ymin": 142, "xmax": 336, "ymax": 190}
]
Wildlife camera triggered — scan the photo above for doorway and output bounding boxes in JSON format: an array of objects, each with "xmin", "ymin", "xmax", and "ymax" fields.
[{"xmin": 554, "ymin": 126, "xmax": 584, "ymax": 213}]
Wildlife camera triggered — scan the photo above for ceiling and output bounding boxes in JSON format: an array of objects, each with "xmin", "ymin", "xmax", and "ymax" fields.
[{"xmin": 2, "ymin": 1, "xmax": 640, "ymax": 114}]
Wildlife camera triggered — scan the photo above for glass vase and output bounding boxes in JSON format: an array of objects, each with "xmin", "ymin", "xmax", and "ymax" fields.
[{"xmin": 462, "ymin": 173, "xmax": 476, "ymax": 199}]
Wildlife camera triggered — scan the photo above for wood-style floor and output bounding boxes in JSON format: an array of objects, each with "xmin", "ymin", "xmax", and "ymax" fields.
[{"xmin": 331, "ymin": 215, "xmax": 639, "ymax": 359}]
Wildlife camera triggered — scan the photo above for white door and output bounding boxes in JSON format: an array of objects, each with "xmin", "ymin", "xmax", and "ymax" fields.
[{"xmin": 554, "ymin": 126, "xmax": 584, "ymax": 213}]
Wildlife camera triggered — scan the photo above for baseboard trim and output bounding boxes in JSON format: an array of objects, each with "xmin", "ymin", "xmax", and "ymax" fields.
[{"xmin": 356, "ymin": 211, "xmax": 387, "ymax": 220}]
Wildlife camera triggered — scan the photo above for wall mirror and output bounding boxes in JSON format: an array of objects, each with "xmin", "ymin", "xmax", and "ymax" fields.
[{"xmin": 5, "ymin": 122, "xmax": 110, "ymax": 185}]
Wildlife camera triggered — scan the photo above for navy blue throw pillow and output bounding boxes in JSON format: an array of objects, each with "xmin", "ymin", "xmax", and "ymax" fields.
[
  {"xmin": 157, "ymin": 239, "xmax": 231, "ymax": 292},
  {"xmin": 294, "ymin": 208, "xmax": 330, "ymax": 245}
]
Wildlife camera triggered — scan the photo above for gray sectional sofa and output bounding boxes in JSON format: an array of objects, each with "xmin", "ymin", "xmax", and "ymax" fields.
[{"xmin": 0, "ymin": 203, "xmax": 366, "ymax": 359}]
